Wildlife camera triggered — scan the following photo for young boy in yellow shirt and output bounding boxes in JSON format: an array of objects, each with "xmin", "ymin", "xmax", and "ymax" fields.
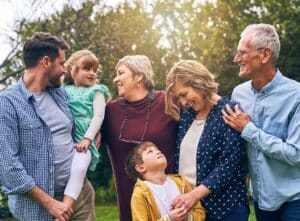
[{"xmin": 126, "ymin": 141, "xmax": 206, "ymax": 221}]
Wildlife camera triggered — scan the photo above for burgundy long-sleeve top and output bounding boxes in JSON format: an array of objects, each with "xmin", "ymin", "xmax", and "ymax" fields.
[{"xmin": 102, "ymin": 91, "xmax": 178, "ymax": 221}]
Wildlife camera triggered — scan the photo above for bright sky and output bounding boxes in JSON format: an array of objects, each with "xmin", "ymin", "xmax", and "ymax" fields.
[
  {"xmin": 0, "ymin": 0, "xmax": 124, "ymax": 63},
  {"xmin": 0, "ymin": 0, "xmax": 210, "ymax": 63}
]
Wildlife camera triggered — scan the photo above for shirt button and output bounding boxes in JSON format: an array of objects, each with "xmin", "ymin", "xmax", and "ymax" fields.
[{"xmin": 50, "ymin": 169, "xmax": 53, "ymax": 173}]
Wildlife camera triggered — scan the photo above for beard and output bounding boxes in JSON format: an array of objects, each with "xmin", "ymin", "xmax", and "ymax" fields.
[
  {"xmin": 48, "ymin": 76, "xmax": 62, "ymax": 88},
  {"xmin": 46, "ymin": 65, "xmax": 63, "ymax": 88}
]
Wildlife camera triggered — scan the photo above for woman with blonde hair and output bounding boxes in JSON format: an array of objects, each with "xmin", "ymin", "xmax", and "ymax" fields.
[
  {"xmin": 102, "ymin": 55, "xmax": 178, "ymax": 221},
  {"xmin": 165, "ymin": 60, "xmax": 249, "ymax": 221}
]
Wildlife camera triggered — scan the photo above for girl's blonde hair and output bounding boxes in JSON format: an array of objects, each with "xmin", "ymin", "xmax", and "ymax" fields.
[
  {"xmin": 64, "ymin": 49, "xmax": 101, "ymax": 85},
  {"xmin": 165, "ymin": 60, "xmax": 218, "ymax": 120}
]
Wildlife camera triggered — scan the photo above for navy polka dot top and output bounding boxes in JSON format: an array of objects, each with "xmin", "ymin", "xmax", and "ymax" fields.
[{"xmin": 175, "ymin": 97, "xmax": 249, "ymax": 220}]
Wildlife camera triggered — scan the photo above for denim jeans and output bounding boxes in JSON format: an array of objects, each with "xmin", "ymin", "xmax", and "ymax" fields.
[
  {"xmin": 254, "ymin": 199, "xmax": 300, "ymax": 221},
  {"xmin": 206, "ymin": 204, "xmax": 249, "ymax": 221}
]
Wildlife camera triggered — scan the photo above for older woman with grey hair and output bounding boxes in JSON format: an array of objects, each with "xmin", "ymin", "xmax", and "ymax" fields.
[{"xmin": 102, "ymin": 55, "xmax": 178, "ymax": 221}]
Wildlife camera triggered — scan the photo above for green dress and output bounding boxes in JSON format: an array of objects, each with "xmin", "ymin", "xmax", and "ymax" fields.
[{"xmin": 64, "ymin": 84, "xmax": 107, "ymax": 171}]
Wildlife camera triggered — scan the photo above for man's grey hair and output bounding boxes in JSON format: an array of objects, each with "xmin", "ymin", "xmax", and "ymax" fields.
[
  {"xmin": 115, "ymin": 55, "xmax": 155, "ymax": 90},
  {"xmin": 241, "ymin": 23, "xmax": 280, "ymax": 64}
]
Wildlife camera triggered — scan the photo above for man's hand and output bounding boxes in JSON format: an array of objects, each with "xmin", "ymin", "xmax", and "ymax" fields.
[
  {"xmin": 27, "ymin": 186, "xmax": 73, "ymax": 221},
  {"xmin": 221, "ymin": 104, "xmax": 251, "ymax": 132},
  {"xmin": 46, "ymin": 199, "xmax": 73, "ymax": 221},
  {"xmin": 75, "ymin": 138, "xmax": 91, "ymax": 152}
]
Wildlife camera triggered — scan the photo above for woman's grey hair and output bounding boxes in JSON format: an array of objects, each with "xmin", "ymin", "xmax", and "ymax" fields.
[
  {"xmin": 241, "ymin": 23, "xmax": 280, "ymax": 64},
  {"xmin": 115, "ymin": 55, "xmax": 155, "ymax": 90}
]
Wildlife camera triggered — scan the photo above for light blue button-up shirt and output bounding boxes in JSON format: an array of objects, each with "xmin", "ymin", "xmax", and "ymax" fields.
[
  {"xmin": 0, "ymin": 78, "xmax": 73, "ymax": 220},
  {"xmin": 232, "ymin": 70, "xmax": 300, "ymax": 211}
]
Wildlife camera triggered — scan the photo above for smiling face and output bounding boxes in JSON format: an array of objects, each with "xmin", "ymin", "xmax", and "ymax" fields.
[
  {"xmin": 113, "ymin": 64, "xmax": 140, "ymax": 99},
  {"xmin": 171, "ymin": 83, "xmax": 207, "ymax": 113},
  {"xmin": 233, "ymin": 34, "xmax": 264, "ymax": 78},
  {"xmin": 74, "ymin": 66, "xmax": 97, "ymax": 87}
]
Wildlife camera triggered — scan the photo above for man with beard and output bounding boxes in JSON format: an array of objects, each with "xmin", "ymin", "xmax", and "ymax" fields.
[{"xmin": 0, "ymin": 32, "xmax": 95, "ymax": 221}]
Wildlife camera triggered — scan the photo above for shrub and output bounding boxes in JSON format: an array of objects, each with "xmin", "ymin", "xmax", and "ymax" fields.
[
  {"xmin": 0, "ymin": 190, "xmax": 11, "ymax": 218},
  {"xmin": 95, "ymin": 177, "xmax": 116, "ymax": 204}
]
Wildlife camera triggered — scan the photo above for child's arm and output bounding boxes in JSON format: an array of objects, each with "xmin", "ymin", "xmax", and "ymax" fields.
[
  {"xmin": 168, "ymin": 206, "xmax": 188, "ymax": 221},
  {"xmin": 76, "ymin": 92, "xmax": 105, "ymax": 152}
]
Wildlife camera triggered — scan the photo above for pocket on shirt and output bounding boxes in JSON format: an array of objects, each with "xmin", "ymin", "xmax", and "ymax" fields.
[
  {"xmin": 19, "ymin": 119, "xmax": 43, "ymax": 130},
  {"xmin": 265, "ymin": 122, "xmax": 286, "ymax": 139},
  {"xmin": 18, "ymin": 120, "xmax": 43, "ymax": 149}
]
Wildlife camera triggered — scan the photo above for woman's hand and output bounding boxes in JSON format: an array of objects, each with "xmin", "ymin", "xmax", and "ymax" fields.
[
  {"xmin": 171, "ymin": 192, "xmax": 198, "ymax": 213},
  {"xmin": 95, "ymin": 132, "xmax": 102, "ymax": 149},
  {"xmin": 171, "ymin": 184, "xmax": 211, "ymax": 213},
  {"xmin": 75, "ymin": 138, "xmax": 91, "ymax": 152}
]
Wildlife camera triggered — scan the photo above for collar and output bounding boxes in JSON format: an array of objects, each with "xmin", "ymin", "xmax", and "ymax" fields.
[
  {"xmin": 121, "ymin": 89, "xmax": 155, "ymax": 106},
  {"xmin": 17, "ymin": 76, "xmax": 34, "ymax": 101},
  {"xmin": 17, "ymin": 75, "xmax": 62, "ymax": 101},
  {"xmin": 251, "ymin": 69, "xmax": 283, "ymax": 94}
]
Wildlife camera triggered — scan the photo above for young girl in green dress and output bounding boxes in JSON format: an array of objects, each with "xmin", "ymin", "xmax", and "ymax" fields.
[{"xmin": 62, "ymin": 50, "xmax": 108, "ymax": 209}]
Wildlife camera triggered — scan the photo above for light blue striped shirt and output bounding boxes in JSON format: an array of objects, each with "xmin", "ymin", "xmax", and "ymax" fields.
[{"xmin": 232, "ymin": 70, "xmax": 300, "ymax": 211}]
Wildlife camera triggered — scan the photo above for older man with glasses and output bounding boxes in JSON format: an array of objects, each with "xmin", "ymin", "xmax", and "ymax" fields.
[{"xmin": 222, "ymin": 23, "xmax": 300, "ymax": 221}]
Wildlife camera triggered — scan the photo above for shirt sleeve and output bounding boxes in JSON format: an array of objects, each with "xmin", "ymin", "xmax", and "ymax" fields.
[
  {"xmin": 241, "ymin": 103, "xmax": 300, "ymax": 166},
  {"xmin": 131, "ymin": 189, "xmax": 152, "ymax": 221},
  {"xmin": 0, "ymin": 97, "xmax": 35, "ymax": 195},
  {"xmin": 84, "ymin": 92, "xmax": 106, "ymax": 140},
  {"xmin": 200, "ymin": 121, "xmax": 245, "ymax": 194},
  {"xmin": 181, "ymin": 177, "xmax": 206, "ymax": 221}
]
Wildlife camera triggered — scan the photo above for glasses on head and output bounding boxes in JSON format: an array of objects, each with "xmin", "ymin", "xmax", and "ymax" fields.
[{"xmin": 234, "ymin": 47, "xmax": 265, "ymax": 57}]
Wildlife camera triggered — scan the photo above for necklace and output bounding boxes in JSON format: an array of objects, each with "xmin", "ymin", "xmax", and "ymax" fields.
[
  {"xmin": 195, "ymin": 109, "xmax": 209, "ymax": 126},
  {"xmin": 194, "ymin": 119, "xmax": 205, "ymax": 126},
  {"xmin": 119, "ymin": 91, "xmax": 153, "ymax": 144}
]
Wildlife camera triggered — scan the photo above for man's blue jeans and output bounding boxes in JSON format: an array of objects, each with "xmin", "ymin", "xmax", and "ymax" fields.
[{"xmin": 254, "ymin": 199, "xmax": 300, "ymax": 221}]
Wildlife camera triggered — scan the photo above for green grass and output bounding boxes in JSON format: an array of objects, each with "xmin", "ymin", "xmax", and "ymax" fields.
[
  {"xmin": 249, "ymin": 204, "xmax": 256, "ymax": 221},
  {"xmin": 95, "ymin": 204, "xmax": 256, "ymax": 221},
  {"xmin": 95, "ymin": 204, "xmax": 119, "ymax": 221}
]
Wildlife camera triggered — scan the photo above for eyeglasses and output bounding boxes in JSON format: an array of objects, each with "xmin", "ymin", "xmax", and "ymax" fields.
[{"xmin": 234, "ymin": 47, "xmax": 265, "ymax": 57}]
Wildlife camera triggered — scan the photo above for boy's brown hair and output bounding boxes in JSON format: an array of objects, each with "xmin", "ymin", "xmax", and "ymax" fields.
[{"xmin": 125, "ymin": 141, "xmax": 156, "ymax": 181}]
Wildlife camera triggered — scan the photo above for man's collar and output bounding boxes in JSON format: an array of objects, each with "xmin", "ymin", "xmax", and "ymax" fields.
[
  {"xmin": 17, "ymin": 77, "xmax": 34, "ymax": 101},
  {"xmin": 251, "ymin": 69, "xmax": 282, "ymax": 94}
]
